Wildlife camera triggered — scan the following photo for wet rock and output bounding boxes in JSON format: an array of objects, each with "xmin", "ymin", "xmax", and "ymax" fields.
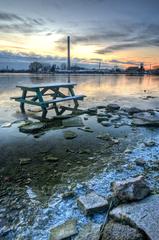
[
  {"xmin": 97, "ymin": 134, "xmax": 111, "ymax": 141},
  {"xmin": 19, "ymin": 122, "xmax": 45, "ymax": 133},
  {"xmin": 144, "ymin": 140, "xmax": 156, "ymax": 147},
  {"xmin": 127, "ymin": 107, "xmax": 142, "ymax": 115},
  {"xmin": 101, "ymin": 121, "xmax": 111, "ymax": 127},
  {"xmin": 77, "ymin": 192, "xmax": 108, "ymax": 215},
  {"xmin": 79, "ymin": 149, "xmax": 91, "ymax": 154},
  {"xmin": 110, "ymin": 115, "xmax": 120, "ymax": 122},
  {"xmin": 62, "ymin": 191, "xmax": 75, "ymax": 199},
  {"xmin": 49, "ymin": 219, "xmax": 78, "ymax": 240},
  {"xmin": 19, "ymin": 158, "xmax": 31, "ymax": 165},
  {"xmin": 110, "ymin": 195, "xmax": 159, "ymax": 240},
  {"xmin": 75, "ymin": 223, "xmax": 101, "ymax": 240},
  {"xmin": 87, "ymin": 107, "xmax": 97, "ymax": 115},
  {"xmin": 43, "ymin": 155, "xmax": 59, "ymax": 162},
  {"xmin": 102, "ymin": 222, "xmax": 144, "ymax": 240},
  {"xmin": 62, "ymin": 117, "xmax": 84, "ymax": 127},
  {"xmin": 106, "ymin": 104, "xmax": 120, "ymax": 111},
  {"xmin": 135, "ymin": 159, "xmax": 146, "ymax": 167},
  {"xmin": 124, "ymin": 148, "xmax": 132, "ymax": 154},
  {"xmin": 112, "ymin": 176, "xmax": 150, "ymax": 202},
  {"xmin": 132, "ymin": 111, "xmax": 159, "ymax": 127},
  {"xmin": 1, "ymin": 122, "xmax": 12, "ymax": 128},
  {"xmin": 97, "ymin": 116, "xmax": 109, "ymax": 123},
  {"xmin": 78, "ymin": 126, "xmax": 94, "ymax": 132},
  {"xmin": 64, "ymin": 130, "xmax": 77, "ymax": 139}
]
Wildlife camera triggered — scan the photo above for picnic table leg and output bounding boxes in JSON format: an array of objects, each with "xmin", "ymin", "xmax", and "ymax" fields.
[
  {"xmin": 69, "ymin": 87, "xmax": 79, "ymax": 109},
  {"xmin": 20, "ymin": 89, "xmax": 27, "ymax": 113},
  {"xmin": 36, "ymin": 89, "xmax": 48, "ymax": 119}
]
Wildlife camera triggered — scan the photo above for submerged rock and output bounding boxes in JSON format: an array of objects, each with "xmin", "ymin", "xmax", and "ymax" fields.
[
  {"xmin": 112, "ymin": 176, "xmax": 150, "ymax": 202},
  {"xmin": 77, "ymin": 192, "xmax": 108, "ymax": 215},
  {"xmin": 49, "ymin": 219, "xmax": 78, "ymax": 240},
  {"xmin": 102, "ymin": 222, "xmax": 144, "ymax": 240},
  {"xmin": 78, "ymin": 126, "xmax": 94, "ymax": 132},
  {"xmin": 19, "ymin": 122, "xmax": 45, "ymax": 133},
  {"xmin": 43, "ymin": 155, "xmax": 59, "ymax": 162},
  {"xmin": 64, "ymin": 130, "xmax": 77, "ymax": 139},
  {"xmin": 101, "ymin": 121, "xmax": 111, "ymax": 127},
  {"xmin": 127, "ymin": 107, "xmax": 142, "ymax": 115},
  {"xmin": 106, "ymin": 104, "xmax": 120, "ymax": 111},
  {"xmin": 87, "ymin": 107, "xmax": 97, "ymax": 115},
  {"xmin": 75, "ymin": 223, "xmax": 101, "ymax": 240},
  {"xmin": 110, "ymin": 195, "xmax": 159, "ymax": 240},
  {"xmin": 19, "ymin": 158, "xmax": 31, "ymax": 165},
  {"xmin": 62, "ymin": 117, "xmax": 84, "ymax": 127},
  {"xmin": 97, "ymin": 116, "xmax": 109, "ymax": 123}
]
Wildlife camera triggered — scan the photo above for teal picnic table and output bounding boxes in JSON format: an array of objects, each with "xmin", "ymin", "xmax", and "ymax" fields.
[{"xmin": 11, "ymin": 82, "xmax": 86, "ymax": 119}]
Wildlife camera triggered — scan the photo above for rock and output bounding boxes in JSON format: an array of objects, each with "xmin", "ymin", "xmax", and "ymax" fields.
[
  {"xmin": 102, "ymin": 222, "xmax": 144, "ymax": 240},
  {"xmin": 127, "ymin": 107, "xmax": 142, "ymax": 115},
  {"xmin": 49, "ymin": 219, "xmax": 78, "ymax": 240},
  {"xmin": 43, "ymin": 155, "xmax": 59, "ymax": 162},
  {"xmin": 87, "ymin": 107, "xmax": 97, "ymax": 115},
  {"xmin": 19, "ymin": 158, "xmax": 31, "ymax": 165},
  {"xmin": 101, "ymin": 121, "xmax": 111, "ymax": 127},
  {"xmin": 77, "ymin": 192, "xmax": 108, "ymax": 215},
  {"xmin": 124, "ymin": 148, "xmax": 132, "ymax": 154},
  {"xmin": 62, "ymin": 117, "xmax": 84, "ymax": 127},
  {"xmin": 75, "ymin": 223, "xmax": 101, "ymax": 240},
  {"xmin": 1, "ymin": 122, "xmax": 12, "ymax": 128},
  {"xmin": 64, "ymin": 131, "xmax": 77, "ymax": 139},
  {"xmin": 110, "ymin": 195, "xmax": 159, "ymax": 240},
  {"xmin": 144, "ymin": 140, "xmax": 156, "ymax": 147},
  {"xmin": 97, "ymin": 116, "xmax": 109, "ymax": 123},
  {"xmin": 78, "ymin": 126, "xmax": 94, "ymax": 132},
  {"xmin": 135, "ymin": 159, "xmax": 146, "ymax": 167},
  {"xmin": 62, "ymin": 191, "xmax": 75, "ymax": 199},
  {"xmin": 97, "ymin": 134, "xmax": 111, "ymax": 141},
  {"xmin": 106, "ymin": 104, "xmax": 120, "ymax": 111},
  {"xmin": 79, "ymin": 149, "xmax": 91, "ymax": 154},
  {"xmin": 132, "ymin": 111, "xmax": 159, "ymax": 127},
  {"xmin": 110, "ymin": 115, "xmax": 120, "ymax": 122},
  {"xmin": 19, "ymin": 122, "xmax": 45, "ymax": 133},
  {"xmin": 112, "ymin": 176, "xmax": 150, "ymax": 202}
]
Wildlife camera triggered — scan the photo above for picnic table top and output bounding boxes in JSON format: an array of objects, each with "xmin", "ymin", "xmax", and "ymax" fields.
[{"xmin": 16, "ymin": 82, "xmax": 76, "ymax": 89}]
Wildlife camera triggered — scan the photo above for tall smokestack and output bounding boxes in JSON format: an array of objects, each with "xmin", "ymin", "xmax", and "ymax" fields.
[{"xmin": 67, "ymin": 36, "xmax": 71, "ymax": 71}]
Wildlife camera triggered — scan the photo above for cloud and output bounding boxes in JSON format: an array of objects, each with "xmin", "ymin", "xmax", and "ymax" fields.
[{"xmin": 0, "ymin": 11, "xmax": 48, "ymax": 34}]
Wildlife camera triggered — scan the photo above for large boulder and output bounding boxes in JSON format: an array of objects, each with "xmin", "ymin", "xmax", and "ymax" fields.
[
  {"xmin": 102, "ymin": 222, "xmax": 144, "ymax": 240},
  {"xmin": 110, "ymin": 195, "xmax": 159, "ymax": 240},
  {"xmin": 77, "ymin": 192, "xmax": 108, "ymax": 215},
  {"xmin": 112, "ymin": 176, "xmax": 150, "ymax": 202}
]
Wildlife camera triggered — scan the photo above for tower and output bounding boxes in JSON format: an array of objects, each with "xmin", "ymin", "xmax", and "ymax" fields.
[{"xmin": 67, "ymin": 36, "xmax": 71, "ymax": 71}]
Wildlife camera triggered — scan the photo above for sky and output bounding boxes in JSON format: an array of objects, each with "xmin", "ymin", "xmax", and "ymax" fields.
[{"xmin": 0, "ymin": 0, "xmax": 159, "ymax": 69}]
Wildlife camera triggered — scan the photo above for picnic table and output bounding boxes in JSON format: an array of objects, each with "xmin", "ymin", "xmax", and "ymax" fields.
[{"xmin": 11, "ymin": 82, "xmax": 86, "ymax": 119}]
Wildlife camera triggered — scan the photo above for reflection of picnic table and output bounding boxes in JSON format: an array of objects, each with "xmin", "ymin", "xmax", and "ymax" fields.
[{"xmin": 11, "ymin": 83, "xmax": 86, "ymax": 118}]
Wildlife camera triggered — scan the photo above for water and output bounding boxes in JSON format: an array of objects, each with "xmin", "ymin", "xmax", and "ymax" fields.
[{"xmin": 0, "ymin": 73, "xmax": 159, "ymax": 239}]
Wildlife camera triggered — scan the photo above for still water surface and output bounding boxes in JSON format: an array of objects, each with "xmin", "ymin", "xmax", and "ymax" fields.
[
  {"xmin": 0, "ymin": 73, "xmax": 159, "ymax": 121},
  {"xmin": 0, "ymin": 74, "xmax": 159, "ymax": 240}
]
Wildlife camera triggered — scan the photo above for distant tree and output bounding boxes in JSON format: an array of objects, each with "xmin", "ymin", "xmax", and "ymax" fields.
[
  {"xmin": 41, "ymin": 63, "xmax": 51, "ymax": 73},
  {"xmin": 50, "ymin": 64, "xmax": 56, "ymax": 73},
  {"xmin": 29, "ymin": 62, "xmax": 42, "ymax": 73},
  {"xmin": 60, "ymin": 63, "xmax": 66, "ymax": 70}
]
